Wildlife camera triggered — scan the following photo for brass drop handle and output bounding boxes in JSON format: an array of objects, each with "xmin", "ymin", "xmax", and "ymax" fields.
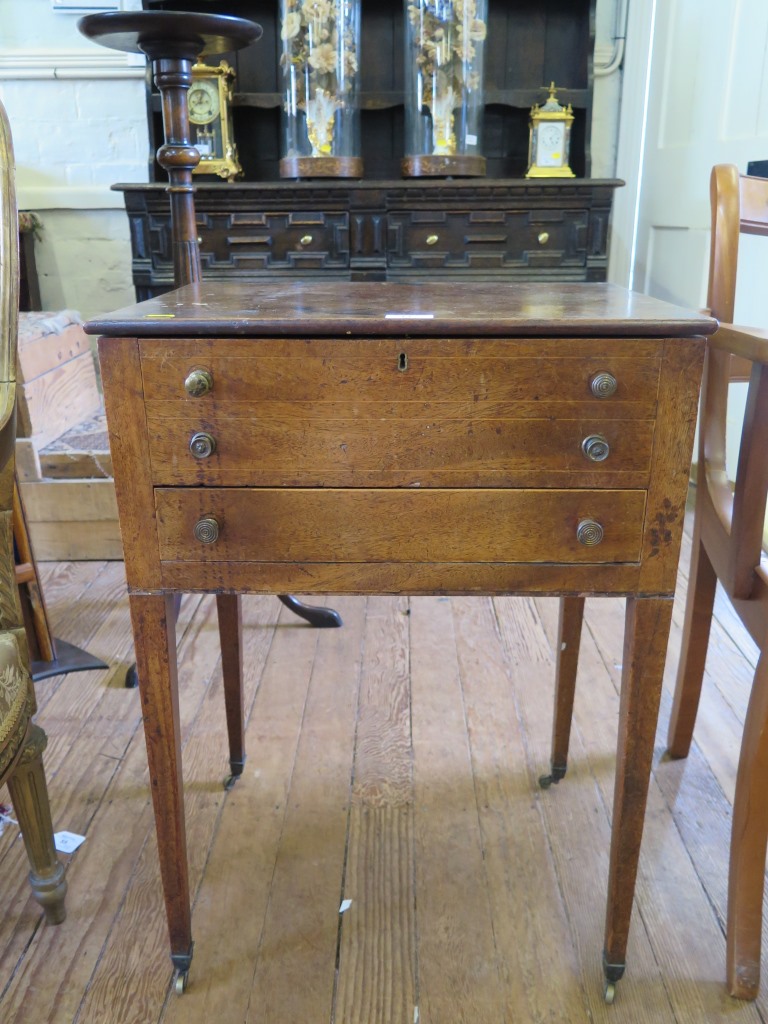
[
  {"xmin": 300, "ymin": 234, "xmax": 313, "ymax": 245},
  {"xmin": 538, "ymin": 231, "xmax": 550, "ymax": 245},
  {"xmin": 426, "ymin": 234, "xmax": 439, "ymax": 246},
  {"xmin": 590, "ymin": 372, "xmax": 618, "ymax": 398},
  {"xmin": 576, "ymin": 519, "xmax": 604, "ymax": 547},
  {"xmin": 193, "ymin": 516, "xmax": 219, "ymax": 545},
  {"xmin": 184, "ymin": 368, "xmax": 213, "ymax": 397},
  {"xmin": 582, "ymin": 434, "xmax": 610, "ymax": 462},
  {"xmin": 189, "ymin": 432, "xmax": 217, "ymax": 459}
]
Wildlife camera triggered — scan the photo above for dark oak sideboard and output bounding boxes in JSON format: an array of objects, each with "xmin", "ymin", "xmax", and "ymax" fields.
[{"xmin": 116, "ymin": 179, "xmax": 622, "ymax": 300}]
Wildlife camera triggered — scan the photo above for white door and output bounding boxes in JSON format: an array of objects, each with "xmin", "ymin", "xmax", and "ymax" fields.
[{"xmin": 622, "ymin": 0, "xmax": 768, "ymax": 324}]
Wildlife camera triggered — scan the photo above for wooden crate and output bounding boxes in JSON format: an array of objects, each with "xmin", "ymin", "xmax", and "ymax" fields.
[
  {"xmin": 14, "ymin": 313, "xmax": 120, "ymax": 560},
  {"xmin": 17, "ymin": 477, "xmax": 121, "ymax": 561},
  {"xmin": 16, "ymin": 311, "xmax": 101, "ymax": 451}
]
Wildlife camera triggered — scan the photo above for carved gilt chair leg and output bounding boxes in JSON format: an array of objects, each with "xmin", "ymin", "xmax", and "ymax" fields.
[{"xmin": 6, "ymin": 724, "xmax": 67, "ymax": 924}]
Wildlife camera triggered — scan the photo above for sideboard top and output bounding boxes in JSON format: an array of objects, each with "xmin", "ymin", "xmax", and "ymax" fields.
[{"xmin": 85, "ymin": 281, "xmax": 717, "ymax": 339}]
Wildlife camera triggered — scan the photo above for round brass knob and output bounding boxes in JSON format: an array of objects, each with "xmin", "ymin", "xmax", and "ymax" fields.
[
  {"xmin": 582, "ymin": 434, "xmax": 610, "ymax": 462},
  {"xmin": 193, "ymin": 516, "xmax": 219, "ymax": 545},
  {"xmin": 590, "ymin": 372, "xmax": 618, "ymax": 398},
  {"xmin": 300, "ymin": 234, "xmax": 313, "ymax": 245},
  {"xmin": 189, "ymin": 432, "xmax": 217, "ymax": 459},
  {"xmin": 538, "ymin": 231, "xmax": 550, "ymax": 245},
  {"xmin": 576, "ymin": 519, "xmax": 604, "ymax": 547},
  {"xmin": 426, "ymin": 234, "xmax": 439, "ymax": 246},
  {"xmin": 184, "ymin": 368, "xmax": 213, "ymax": 398}
]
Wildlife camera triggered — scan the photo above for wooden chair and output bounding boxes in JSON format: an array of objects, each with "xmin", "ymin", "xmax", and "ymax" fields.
[
  {"xmin": 0, "ymin": 98, "xmax": 67, "ymax": 924},
  {"xmin": 667, "ymin": 163, "xmax": 768, "ymax": 999}
]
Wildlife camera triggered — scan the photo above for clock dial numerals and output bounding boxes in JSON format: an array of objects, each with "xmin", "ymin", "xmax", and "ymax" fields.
[
  {"xmin": 189, "ymin": 80, "xmax": 220, "ymax": 125},
  {"xmin": 537, "ymin": 123, "xmax": 565, "ymax": 167}
]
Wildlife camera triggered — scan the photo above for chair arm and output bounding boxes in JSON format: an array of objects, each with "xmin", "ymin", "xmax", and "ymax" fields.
[{"xmin": 708, "ymin": 322, "xmax": 768, "ymax": 363}]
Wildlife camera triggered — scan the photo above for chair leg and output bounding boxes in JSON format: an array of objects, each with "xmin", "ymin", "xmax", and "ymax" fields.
[
  {"xmin": 667, "ymin": 532, "xmax": 717, "ymax": 758},
  {"xmin": 726, "ymin": 651, "xmax": 768, "ymax": 1000},
  {"xmin": 6, "ymin": 724, "xmax": 67, "ymax": 925},
  {"xmin": 539, "ymin": 596, "xmax": 585, "ymax": 788}
]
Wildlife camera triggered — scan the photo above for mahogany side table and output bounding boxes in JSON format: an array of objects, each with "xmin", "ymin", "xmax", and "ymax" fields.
[{"xmin": 85, "ymin": 278, "xmax": 716, "ymax": 998}]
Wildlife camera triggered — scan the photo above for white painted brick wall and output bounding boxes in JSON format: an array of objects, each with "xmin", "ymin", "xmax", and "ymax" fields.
[{"xmin": 0, "ymin": 0, "xmax": 147, "ymax": 317}]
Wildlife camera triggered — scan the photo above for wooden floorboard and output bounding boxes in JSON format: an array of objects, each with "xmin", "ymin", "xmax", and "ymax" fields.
[{"xmin": 1, "ymin": 516, "xmax": 768, "ymax": 1022}]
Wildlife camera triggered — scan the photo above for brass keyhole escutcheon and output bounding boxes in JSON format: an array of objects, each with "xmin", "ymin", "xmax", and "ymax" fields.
[
  {"xmin": 426, "ymin": 234, "xmax": 439, "ymax": 246},
  {"xmin": 582, "ymin": 434, "xmax": 610, "ymax": 462},
  {"xmin": 576, "ymin": 519, "xmax": 604, "ymax": 546},
  {"xmin": 398, "ymin": 352, "xmax": 408, "ymax": 372},
  {"xmin": 184, "ymin": 368, "xmax": 213, "ymax": 397},
  {"xmin": 189, "ymin": 432, "xmax": 217, "ymax": 459},
  {"xmin": 538, "ymin": 231, "xmax": 550, "ymax": 245},
  {"xmin": 300, "ymin": 234, "xmax": 313, "ymax": 245},
  {"xmin": 194, "ymin": 516, "xmax": 220, "ymax": 545},
  {"xmin": 590, "ymin": 372, "xmax": 618, "ymax": 398}
]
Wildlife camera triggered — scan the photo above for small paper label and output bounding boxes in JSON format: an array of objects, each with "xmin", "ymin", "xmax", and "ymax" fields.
[
  {"xmin": 54, "ymin": 831, "xmax": 86, "ymax": 854},
  {"xmin": 466, "ymin": 133, "xmax": 478, "ymax": 146},
  {"xmin": 385, "ymin": 313, "xmax": 435, "ymax": 320}
]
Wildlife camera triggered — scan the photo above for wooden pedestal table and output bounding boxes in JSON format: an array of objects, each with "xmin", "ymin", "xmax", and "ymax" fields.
[{"xmin": 85, "ymin": 278, "xmax": 716, "ymax": 999}]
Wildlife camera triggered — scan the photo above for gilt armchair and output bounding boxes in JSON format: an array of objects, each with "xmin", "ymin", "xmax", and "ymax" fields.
[{"xmin": 0, "ymin": 98, "xmax": 66, "ymax": 924}]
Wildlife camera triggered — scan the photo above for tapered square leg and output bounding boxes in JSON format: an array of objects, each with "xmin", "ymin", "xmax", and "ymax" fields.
[
  {"xmin": 129, "ymin": 593, "xmax": 192, "ymax": 972},
  {"xmin": 603, "ymin": 596, "xmax": 673, "ymax": 999},
  {"xmin": 540, "ymin": 595, "xmax": 585, "ymax": 788},
  {"xmin": 217, "ymin": 594, "xmax": 245, "ymax": 786}
]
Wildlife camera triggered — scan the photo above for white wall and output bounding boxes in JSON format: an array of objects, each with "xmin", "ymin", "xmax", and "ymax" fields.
[
  {"xmin": 0, "ymin": 0, "xmax": 625, "ymax": 320},
  {"xmin": 0, "ymin": 0, "xmax": 147, "ymax": 318}
]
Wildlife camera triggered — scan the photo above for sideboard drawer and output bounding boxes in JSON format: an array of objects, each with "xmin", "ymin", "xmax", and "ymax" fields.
[
  {"xmin": 386, "ymin": 209, "xmax": 588, "ymax": 271},
  {"xmin": 155, "ymin": 488, "xmax": 646, "ymax": 564},
  {"xmin": 199, "ymin": 210, "xmax": 351, "ymax": 272},
  {"xmin": 146, "ymin": 415, "xmax": 655, "ymax": 489},
  {"xmin": 139, "ymin": 338, "xmax": 662, "ymax": 414}
]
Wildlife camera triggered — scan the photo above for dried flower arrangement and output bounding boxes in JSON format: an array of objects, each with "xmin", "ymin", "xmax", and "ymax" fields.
[
  {"xmin": 406, "ymin": 0, "xmax": 487, "ymax": 156},
  {"xmin": 280, "ymin": 0, "xmax": 359, "ymax": 159}
]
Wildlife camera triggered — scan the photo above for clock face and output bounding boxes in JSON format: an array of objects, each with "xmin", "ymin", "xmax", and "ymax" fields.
[
  {"xmin": 188, "ymin": 79, "xmax": 220, "ymax": 126},
  {"xmin": 536, "ymin": 121, "xmax": 566, "ymax": 168}
]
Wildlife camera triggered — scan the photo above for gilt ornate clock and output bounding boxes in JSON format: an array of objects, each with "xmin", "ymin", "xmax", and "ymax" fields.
[
  {"xmin": 189, "ymin": 61, "xmax": 241, "ymax": 181},
  {"xmin": 526, "ymin": 82, "xmax": 575, "ymax": 179}
]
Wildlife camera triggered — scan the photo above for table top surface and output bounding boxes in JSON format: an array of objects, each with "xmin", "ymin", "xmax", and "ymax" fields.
[{"xmin": 85, "ymin": 281, "xmax": 718, "ymax": 340}]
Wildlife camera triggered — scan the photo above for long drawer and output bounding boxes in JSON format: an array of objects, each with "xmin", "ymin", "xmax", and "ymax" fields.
[
  {"xmin": 146, "ymin": 414, "xmax": 654, "ymax": 488},
  {"xmin": 139, "ymin": 338, "xmax": 662, "ymax": 415},
  {"xmin": 155, "ymin": 488, "xmax": 647, "ymax": 564},
  {"xmin": 386, "ymin": 209, "xmax": 588, "ymax": 271}
]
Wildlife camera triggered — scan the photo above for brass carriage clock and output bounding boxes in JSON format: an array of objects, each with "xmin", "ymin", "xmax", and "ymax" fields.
[
  {"xmin": 189, "ymin": 61, "xmax": 241, "ymax": 180},
  {"xmin": 526, "ymin": 82, "xmax": 575, "ymax": 179}
]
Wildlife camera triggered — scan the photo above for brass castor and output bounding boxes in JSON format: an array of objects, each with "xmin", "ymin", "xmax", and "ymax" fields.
[
  {"xmin": 174, "ymin": 969, "xmax": 189, "ymax": 994},
  {"xmin": 603, "ymin": 981, "xmax": 616, "ymax": 1004},
  {"xmin": 538, "ymin": 764, "xmax": 566, "ymax": 789}
]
